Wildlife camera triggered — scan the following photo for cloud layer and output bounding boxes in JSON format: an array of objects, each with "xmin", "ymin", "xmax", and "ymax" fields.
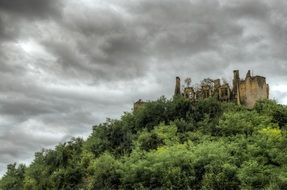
[{"xmin": 0, "ymin": 0, "xmax": 287, "ymax": 175}]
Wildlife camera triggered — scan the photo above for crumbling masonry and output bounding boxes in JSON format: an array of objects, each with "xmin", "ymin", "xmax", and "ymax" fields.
[
  {"xmin": 134, "ymin": 70, "xmax": 269, "ymax": 111},
  {"xmin": 175, "ymin": 70, "xmax": 269, "ymax": 108}
]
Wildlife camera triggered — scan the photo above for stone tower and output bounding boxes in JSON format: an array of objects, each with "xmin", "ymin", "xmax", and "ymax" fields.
[
  {"xmin": 238, "ymin": 70, "xmax": 269, "ymax": 108},
  {"xmin": 174, "ymin": 76, "xmax": 181, "ymax": 96},
  {"xmin": 233, "ymin": 70, "xmax": 241, "ymax": 105}
]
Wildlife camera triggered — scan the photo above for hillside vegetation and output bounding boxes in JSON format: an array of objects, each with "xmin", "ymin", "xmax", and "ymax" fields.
[{"xmin": 1, "ymin": 96, "xmax": 287, "ymax": 190}]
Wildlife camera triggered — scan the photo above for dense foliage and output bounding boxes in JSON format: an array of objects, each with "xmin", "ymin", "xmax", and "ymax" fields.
[{"xmin": 1, "ymin": 96, "xmax": 287, "ymax": 190}]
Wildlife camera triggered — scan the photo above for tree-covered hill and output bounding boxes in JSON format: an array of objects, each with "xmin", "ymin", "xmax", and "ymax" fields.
[{"xmin": 1, "ymin": 96, "xmax": 287, "ymax": 190}]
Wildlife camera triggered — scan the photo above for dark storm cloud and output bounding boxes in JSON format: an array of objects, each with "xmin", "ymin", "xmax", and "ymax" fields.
[
  {"xmin": 1, "ymin": 0, "xmax": 287, "ymax": 176},
  {"xmin": 0, "ymin": 18, "xmax": 8, "ymax": 41},
  {"xmin": 0, "ymin": 0, "xmax": 63, "ymax": 44},
  {"xmin": 225, "ymin": 0, "xmax": 269, "ymax": 19},
  {"xmin": 39, "ymin": 0, "xmax": 244, "ymax": 81},
  {"xmin": 39, "ymin": 3, "xmax": 151, "ymax": 82},
  {"xmin": 42, "ymin": 0, "xmax": 286, "ymax": 83},
  {"xmin": 0, "ymin": 0, "xmax": 62, "ymax": 18}
]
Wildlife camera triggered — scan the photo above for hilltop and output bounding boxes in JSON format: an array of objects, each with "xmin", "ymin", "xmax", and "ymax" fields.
[{"xmin": 1, "ymin": 96, "xmax": 287, "ymax": 189}]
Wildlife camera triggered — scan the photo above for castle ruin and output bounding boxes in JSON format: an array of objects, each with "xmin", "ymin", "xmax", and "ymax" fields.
[
  {"xmin": 175, "ymin": 70, "xmax": 269, "ymax": 108},
  {"xmin": 134, "ymin": 70, "xmax": 269, "ymax": 111}
]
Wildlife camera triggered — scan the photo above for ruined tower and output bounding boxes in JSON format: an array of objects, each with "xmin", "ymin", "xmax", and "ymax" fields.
[
  {"xmin": 133, "ymin": 99, "xmax": 145, "ymax": 112},
  {"xmin": 238, "ymin": 70, "xmax": 269, "ymax": 108},
  {"xmin": 233, "ymin": 70, "xmax": 241, "ymax": 105},
  {"xmin": 174, "ymin": 76, "xmax": 181, "ymax": 96}
]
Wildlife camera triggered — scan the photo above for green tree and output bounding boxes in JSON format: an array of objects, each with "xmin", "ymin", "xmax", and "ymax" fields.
[
  {"xmin": 88, "ymin": 153, "xmax": 122, "ymax": 190},
  {"xmin": 238, "ymin": 160, "xmax": 274, "ymax": 189},
  {"xmin": 86, "ymin": 119, "xmax": 133, "ymax": 157},
  {"xmin": 255, "ymin": 99, "xmax": 287, "ymax": 129},
  {"xmin": 0, "ymin": 163, "xmax": 26, "ymax": 190}
]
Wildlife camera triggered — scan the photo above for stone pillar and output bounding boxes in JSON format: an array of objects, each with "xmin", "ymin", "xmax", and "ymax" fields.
[
  {"xmin": 174, "ymin": 76, "xmax": 181, "ymax": 96},
  {"xmin": 233, "ymin": 70, "xmax": 240, "ymax": 105}
]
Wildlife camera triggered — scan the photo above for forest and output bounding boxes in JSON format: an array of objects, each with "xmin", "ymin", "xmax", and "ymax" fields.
[{"xmin": 1, "ymin": 96, "xmax": 287, "ymax": 190}]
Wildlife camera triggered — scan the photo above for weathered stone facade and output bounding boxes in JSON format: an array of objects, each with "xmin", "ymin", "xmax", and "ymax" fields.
[
  {"xmin": 177, "ymin": 70, "xmax": 269, "ymax": 108},
  {"xmin": 237, "ymin": 71, "xmax": 269, "ymax": 108}
]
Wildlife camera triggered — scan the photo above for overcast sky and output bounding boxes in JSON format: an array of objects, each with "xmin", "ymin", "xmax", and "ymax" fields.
[{"xmin": 0, "ymin": 0, "xmax": 287, "ymax": 176}]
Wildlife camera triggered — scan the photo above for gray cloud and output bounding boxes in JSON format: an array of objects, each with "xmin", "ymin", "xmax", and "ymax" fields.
[
  {"xmin": 0, "ymin": 0, "xmax": 63, "ymax": 44},
  {"xmin": 1, "ymin": 0, "xmax": 287, "ymax": 176},
  {"xmin": 0, "ymin": 0, "xmax": 62, "ymax": 18}
]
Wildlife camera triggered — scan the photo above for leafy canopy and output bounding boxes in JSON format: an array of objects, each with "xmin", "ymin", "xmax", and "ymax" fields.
[{"xmin": 1, "ymin": 98, "xmax": 287, "ymax": 189}]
